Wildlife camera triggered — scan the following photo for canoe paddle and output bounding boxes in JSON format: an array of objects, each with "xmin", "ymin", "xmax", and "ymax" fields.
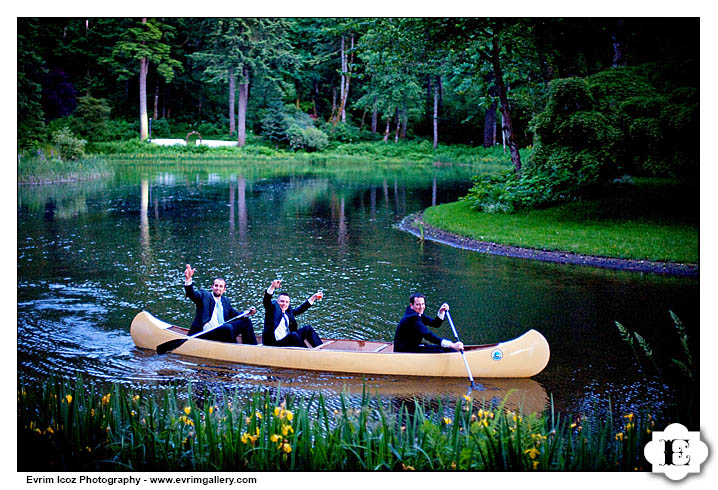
[
  {"xmin": 156, "ymin": 309, "xmax": 253, "ymax": 355},
  {"xmin": 445, "ymin": 311, "xmax": 476, "ymax": 390}
]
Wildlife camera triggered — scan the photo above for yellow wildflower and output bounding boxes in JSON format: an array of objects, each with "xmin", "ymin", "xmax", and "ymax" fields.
[
  {"xmin": 255, "ymin": 411, "xmax": 262, "ymax": 419},
  {"xmin": 90, "ymin": 408, "xmax": 95, "ymax": 417},
  {"xmin": 616, "ymin": 432, "xmax": 624, "ymax": 441},
  {"xmin": 624, "ymin": 413, "xmax": 634, "ymax": 421},
  {"xmin": 132, "ymin": 395, "xmax": 140, "ymax": 402},
  {"xmin": 443, "ymin": 417, "xmax": 452, "ymax": 425},
  {"xmin": 270, "ymin": 434, "xmax": 281, "ymax": 443},
  {"xmin": 533, "ymin": 461, "xmax": 539, "ymax": 470},
  {"xmin": 65, "ymin": 394, "xmax": 72, "ymax": 404},
  {"xmin": 184, "ymin": 406, "xmax": 191, "ymax": 415},
  {"xmin": 402, "ymin": 463, "xmax": 415, "ymax": 471},
  {"xmin": 282, "ymin": 442, "xmax": 292, "ymax": 454},
  {"xmin": 281, "ymin": 424, "xmax": 294, "ymax": 436},
  {"xmin": 274, "ymin": 407, "xmax": 281, "ymax": 417},
  {"xmin": 524, "ymin": 448, "xmax": 540, "ymax": 460},
  {"xmin": 209, "ymin": 406, "xmax": 214, "ymax": 415},
  {"xmin": 245, "ymin": 416, "xmax": 252, "ymax": 424},
  {"xmin": 570, "ymin": 423, "xmax": 577, "ymax": 429},
  {"xmin": 285, "ymin": 410, "xmax": 293, "ymax": 421},
  {"xmin": 463, "ymin": 394, "xmax": 471, "ymax": 402}
]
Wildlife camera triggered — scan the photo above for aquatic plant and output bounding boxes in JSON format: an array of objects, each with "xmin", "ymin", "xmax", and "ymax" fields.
[{"xmin": 18, "ymin": 377, "xmax": 654, "ymax": 472}]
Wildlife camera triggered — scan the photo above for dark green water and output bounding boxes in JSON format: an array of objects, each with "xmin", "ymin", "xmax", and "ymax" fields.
[{"xmin": 17, "ymin": 160, "xmax": 699, "ymax": 421}]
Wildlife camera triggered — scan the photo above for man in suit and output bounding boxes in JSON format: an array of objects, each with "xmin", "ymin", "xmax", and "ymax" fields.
[
  {"xmin": 262, "ymin": 279, "xmax": 323, "ymax": 347},
  {"xmin": 184, "ymin": 264, "xmax": 258, "ymax": 344},
  {"xmin": 393, "ymin": 293, "xmax": 463, "ymax": 353}
]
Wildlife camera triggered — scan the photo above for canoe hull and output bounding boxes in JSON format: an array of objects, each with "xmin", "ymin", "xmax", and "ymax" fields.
[{"xmin": 130, "ymin": 311, "xmax": 549, "ymax": 378}]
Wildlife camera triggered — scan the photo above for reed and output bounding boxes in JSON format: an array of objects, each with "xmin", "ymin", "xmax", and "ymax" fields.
[{"xmin": 18, "ymin": 377, "xmax": 654, "ymax": 472}]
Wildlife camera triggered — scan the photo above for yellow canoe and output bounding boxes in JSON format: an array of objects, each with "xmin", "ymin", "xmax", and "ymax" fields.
[{"xmin": 130, "ymin": 311, "xmax": 550, "ymax": 378}]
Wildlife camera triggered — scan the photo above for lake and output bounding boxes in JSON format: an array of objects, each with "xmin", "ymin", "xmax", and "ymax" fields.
[{"xmin": 17, "ymin": 159, "xmax": 699, "ymax": 423}]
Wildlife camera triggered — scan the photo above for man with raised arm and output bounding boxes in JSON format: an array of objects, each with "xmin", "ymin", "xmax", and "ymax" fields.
[
  {"xmin": 262, "ymin": 279, "xmax": 323, "ymax": 348},
  {"xmin": 393, "ymin": 293, "xmax": 464, "ymax": 353},
  {"xmin": 183, "ymin": 264, "xmax": 258, "ymax": 344}
]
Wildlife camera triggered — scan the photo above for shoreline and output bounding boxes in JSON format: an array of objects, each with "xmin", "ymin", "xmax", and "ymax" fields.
[{"xmin": 398, "ymin": 213, "xmax": 699, "ymax": 278}]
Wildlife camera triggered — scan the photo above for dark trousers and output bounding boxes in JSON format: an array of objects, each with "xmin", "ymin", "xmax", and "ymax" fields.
[
  {"xmin": 197, "ymin": 318, "xmax": 257, "ymax": 345},
  {"xmin": 276, "ymin": 325, "xmax": 322, "ymax": 348},
  {"xmin": 405, "ymin": 344, "xmax": 451, "ymax": 353}
]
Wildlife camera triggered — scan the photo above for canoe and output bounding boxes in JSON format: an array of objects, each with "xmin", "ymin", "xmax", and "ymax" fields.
[{"xmin": 130, "ymin": 311, "xmax": 550, "ymax": 378}]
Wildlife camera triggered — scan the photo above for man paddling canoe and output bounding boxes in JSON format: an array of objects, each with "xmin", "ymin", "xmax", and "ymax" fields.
[
  {"xmin": 394, "ymin": 293, "xmax": 464, "ymax": 353},
  {"xmin": 183, "ymin": 264, "xmax": 258, "ymax": 344}
]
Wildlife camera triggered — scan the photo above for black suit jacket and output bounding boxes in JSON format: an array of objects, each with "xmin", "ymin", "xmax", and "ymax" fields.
[
  {"xmin": 262, "ymin": 290, "xmax": 311, "ymax": 346},
  {"xmin": 185, "ymin": 283, "xmax": 241, "ymax": 336},
  {"xmin": 393, "ymin": 306, "xmax": 445, "ymax": 352}
]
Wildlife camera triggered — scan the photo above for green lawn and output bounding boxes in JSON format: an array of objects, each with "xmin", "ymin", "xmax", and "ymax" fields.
[{"xmin": 423, "ymin": 179, "xmax": 698, "ymax": 264}]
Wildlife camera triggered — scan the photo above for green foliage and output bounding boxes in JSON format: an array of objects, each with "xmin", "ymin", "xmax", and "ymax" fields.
[
  {"xmin": 260, "ymin": 102, "xmax": 292, "ymax": 145},
  {"xmin": 259, "ymin": 101, "xmax": 330, "ymax": 152},
  {"xmin": 18, "ymin": 377, "xmax": 655, "ymax": 471},
  {"xmin": 288, "ymin": 125, "xmax": 329, "ymax": 152},
  {"xmin": 51, "ymin": 127, "xmax": 87, "ymax": 160},
  {"xmin": 72, "ymin": 96, "xmax": 112, "ymax": 139},
  {"xmin": 149, "ymin": 118, "xmax": 171, "ymax": 138},
  {"xmin": 324, "ymin": 121, "xmax": 361, "ymax": 143}
]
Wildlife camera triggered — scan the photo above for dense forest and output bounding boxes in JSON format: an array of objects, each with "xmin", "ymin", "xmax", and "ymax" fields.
[{"xmin": 18, "ymin": 18, "xmax": 699, "ymax": 207}]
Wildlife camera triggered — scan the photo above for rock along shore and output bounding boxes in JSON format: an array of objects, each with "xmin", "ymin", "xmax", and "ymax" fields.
[{"xmin": 398, "ymin": 213, "xmax": 698, "ymax": 278}]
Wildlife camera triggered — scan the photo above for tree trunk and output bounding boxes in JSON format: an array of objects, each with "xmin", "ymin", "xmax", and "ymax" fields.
[
  {"xmin": 611, "ymin": 19, "xmax": 627, "ymax": 67},
  {"xmin": 433, "ymin": 79, "xmax": 439, "ymax": 149},
  {"xmin": 139, "ymin": 18, "xmax": 149, "ymax": 141},
  {"xmin": 490, "ymin": 32, "xmax": 521, "ymax": 173},
  {"xmin": 228, "ymin": 66, "xmax": 236, "ymax": 137},
  {"xmin": 371, "ymin": 96, "xmax": 378, "ymax": 133},
  {"xmin": 153, "ymin": 80, "xmax": 159, "ymax": 120},
  {"xmin": 383, "ymin": 118, "xmax": 390, "ymax": 143},
  {"xmin": 483, "ymin": 102, "xmax": 496, "ymax": 147},
  {"xmin": 394, "ymin": 112, "xmax": 401, "ymax": 143},
  {"xmin": 237, "ymin": 66, "xmax": 249, "ymax": 147},
  {"xmin": 340, "ymin": 36, "xmax": 346, "ymax": 123},
  {"xmin": 400, "ymin": 103, "xmax": 407, "ymax": 139}
]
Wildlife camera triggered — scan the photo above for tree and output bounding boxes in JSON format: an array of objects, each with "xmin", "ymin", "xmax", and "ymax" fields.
[
  {"xmin": 18, "ymin": 18, "xmax": 48, "ymax": 147},
  {"xmin": 356, "ymin": 19, "xmax": 425, "ymax": 143},
  {"xmin": 107, "ymin": 18, "xmax": 182, "ymax": 140}
]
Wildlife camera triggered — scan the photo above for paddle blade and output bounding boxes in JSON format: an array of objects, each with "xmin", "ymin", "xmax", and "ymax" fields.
[{"xmin": 156, "ymin": 338, "xmax": 187, "ymax": 355}]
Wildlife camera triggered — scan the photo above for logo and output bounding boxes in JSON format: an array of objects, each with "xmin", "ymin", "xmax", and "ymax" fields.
[
  {"xmin": 644, "ymin": 423, "xmax": 708, "ymax": 481},
  {"xmin": 490, "ymin": 349, "xmax": 503, "ymax": 361}
]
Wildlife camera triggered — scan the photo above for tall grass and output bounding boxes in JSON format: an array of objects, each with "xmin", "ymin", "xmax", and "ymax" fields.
[
  {"xmin": 18, "ymin": 377, "xmax": 654, "ymax": 471},
  {"xmin": 18, "ymin": 154, "xmax": 113, "ymax": 184}
]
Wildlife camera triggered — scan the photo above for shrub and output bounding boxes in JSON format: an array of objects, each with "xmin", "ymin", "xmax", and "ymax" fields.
[
  {"xmin": 149, "ymin": 118, "xmax": 171, "ymax": 138},
  {"xmin": 260, "ymin": 102, "xmax": 292, "ymax": 146},
  {"xmin": 323, "ymin": 121, "xmax": 360, "ymax": 143},
  {"xmin": 72, "ymin": 96, "xmax": 112, "ymax": 140},
  {"xmin": 51, "ymin": 127, "xmax": 86, "ymax": 160},
  {"xmin": 288, "ymin": 125, "xmax": 329, "ymax": 152}
]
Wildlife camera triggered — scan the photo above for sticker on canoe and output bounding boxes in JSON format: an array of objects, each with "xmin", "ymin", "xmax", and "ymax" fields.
[{"xmin": 491, "ymin": 349, "xmax": 503, "ymax": 361}]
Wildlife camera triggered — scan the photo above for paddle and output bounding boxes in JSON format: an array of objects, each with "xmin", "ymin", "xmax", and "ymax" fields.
[
  {"xmin": 445, "ymin": 311, "xmax": 476, "ymax": 389},
  {"xmin": 156, "ymin": 309, "xmax": 253, "ymax": 355}
]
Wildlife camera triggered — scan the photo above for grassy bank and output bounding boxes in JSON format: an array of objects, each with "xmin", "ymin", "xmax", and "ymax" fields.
[
  {"xmin": 17, "ymin": 154, "xmax": 113, "ymax": 184},
  {"xmin": 88, "ymin": 139, "xmax": 523, "ymax": 167},
  {"xmin": 18, "ymin": 377, "xmax": 654, "ymax": 472},
  {"xmin": 423, "ymin": 179, "xmax": 698, "ymax": 264}
]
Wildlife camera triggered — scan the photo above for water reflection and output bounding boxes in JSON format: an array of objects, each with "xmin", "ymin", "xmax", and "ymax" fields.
[{"xmin": 17, "ymin": 161, "xmax": 698, "ymax": 422}]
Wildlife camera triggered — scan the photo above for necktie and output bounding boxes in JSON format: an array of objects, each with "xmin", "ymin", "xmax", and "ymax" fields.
[{"xmin": 216, "ymin": 300, "xmax": 224, "ymax": 324}]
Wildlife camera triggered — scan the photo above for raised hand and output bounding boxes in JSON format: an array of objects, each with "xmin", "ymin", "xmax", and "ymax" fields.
[{"xmin": 184, "ymin": 264, "xmax": 196, "ymax": 282}]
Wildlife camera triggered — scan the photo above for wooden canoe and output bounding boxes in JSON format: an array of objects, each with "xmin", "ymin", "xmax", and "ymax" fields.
[{"xmin": 130, "ymin": 311, "xmax": 550, "ymax": 378}]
